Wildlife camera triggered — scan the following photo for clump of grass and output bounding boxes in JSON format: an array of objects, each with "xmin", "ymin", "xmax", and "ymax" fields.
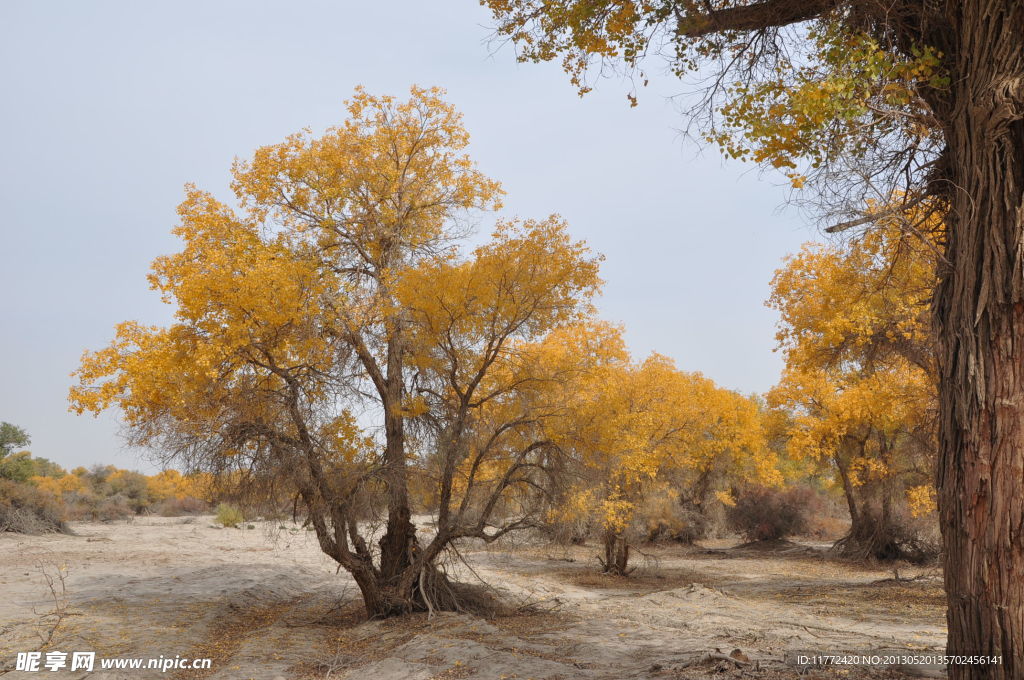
[{"xmin": 215, "ymin": 502, "xmax": 244, "ymax": 528}]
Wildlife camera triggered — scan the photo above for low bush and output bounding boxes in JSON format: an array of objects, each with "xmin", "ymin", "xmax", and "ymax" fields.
[
  {"xmin": 95, "ymin": 495, "xmax": 134, "ymax": 521},
  {"xmin": 540, "ymin": 514, "xmax": 591, "ymax": 545},
  {"xmin": 0, "ymin": 479, "xmax": 69, "ymax": 534},
  {"xmin": 726, "ymin": 485, "xmax": 819, "ymax": 542},
  {"xmin": 64, "ymin": 492, "xmax": 135, "ymax": 522},
  {"xmin": 154, "ymin": 496, "xmax": 209, "ymax": 516},
  {"xmin": 803, "ymin": 513, "xmax": 850, "ymax": 541},
  {"xmin": 215, "ymin": 502, "xmax": 244, "ymax": 528}
]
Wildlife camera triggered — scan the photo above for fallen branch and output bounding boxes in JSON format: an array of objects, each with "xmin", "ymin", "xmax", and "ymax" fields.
[{"xmin": 676, "ymin": 649, "xmax": 751, "ymax": 669}]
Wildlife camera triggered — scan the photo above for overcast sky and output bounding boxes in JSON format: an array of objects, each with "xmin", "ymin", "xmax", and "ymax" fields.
[{"xmin": 0, "ymin": 0, "xmax": 820, "ymax": 472}]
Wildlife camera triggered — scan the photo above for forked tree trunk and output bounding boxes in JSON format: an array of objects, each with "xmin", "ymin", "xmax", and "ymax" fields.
[
  {"xmin": 833, "ymin": 442, "xmax": 921, "ymax": 561},
  {"xmin": 933, "ymin": 3, "xmax": 1024, "ymax": 676},
  {"xmin": 602, "ymin": 530, "xmax": 630, "ymax": 575},
  {"xmin": 349, "ymin": 558, "xmax": 442, "ymax": 619}
]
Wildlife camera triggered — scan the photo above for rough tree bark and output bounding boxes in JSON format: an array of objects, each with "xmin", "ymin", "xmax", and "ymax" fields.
[
  {"xmin": 377, "ymin": 335, "xmax": 416, "ymax": 591},
  {"xmin": 688, "ymin": 0, "xmax": 1024, "ymax": 666},
  {"xmin": 671, "ymin": 0, "xmax": 1024, "ymax": 671},
  {"xmin": 602, "ymin": 529, "xmax": 631, "ymax": 576},
  {"xmin": 933, "ymin": 3, "xmax": 1024, "ymax": 677},
  {"xmin": 363, "ymin": 327, "xmax": 429, "ymax": 618}
]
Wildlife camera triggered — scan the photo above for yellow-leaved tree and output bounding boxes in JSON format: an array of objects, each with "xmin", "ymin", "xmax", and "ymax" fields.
[
  {"xmin": 768, "ymin": 218, "xmax": 938, "ymax": 560},
  {"xmin": 70, "ymin": 86, "xmax": 604, "ymax": 618},
  {"xmin": 551, "ymin": 352, "xmax": 779, "ymax": 575}
]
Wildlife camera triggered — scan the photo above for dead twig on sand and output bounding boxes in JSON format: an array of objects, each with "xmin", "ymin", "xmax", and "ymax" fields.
[
  {"xmin": 676, "ymin": 648, "xmax": 752, "ymax": 669},
  {"xmin": 872, "ymin": 566, "xmax": 942, "ymax": 584},
  {"xmin": 512, "ymin": 593, "xmax": 563, "ymax": 614},
  {"xmin": 32, "ymin": 558, "xmax": 72, "ymax": 649}
]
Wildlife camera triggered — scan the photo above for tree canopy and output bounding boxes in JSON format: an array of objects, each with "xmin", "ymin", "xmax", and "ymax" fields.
[{"xmin": 70, "ymin": 86, "xmax": 611, "ymax": 617}]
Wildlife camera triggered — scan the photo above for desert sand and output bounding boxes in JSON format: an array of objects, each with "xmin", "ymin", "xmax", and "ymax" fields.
[{"xmin": 0, "ymin": 518, "xmax": 947, "ymax": 679}]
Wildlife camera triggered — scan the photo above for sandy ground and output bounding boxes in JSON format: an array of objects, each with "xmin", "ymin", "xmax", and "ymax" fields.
[{"xmin": 0, "ymin": 518, "xmax": 948, "ymax": 679}]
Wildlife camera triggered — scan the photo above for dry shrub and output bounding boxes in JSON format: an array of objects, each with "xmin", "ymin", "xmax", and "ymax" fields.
[
  {"xmin": 793, "ymin": 485, "xmax": 851, "ymax": 540},
  {"xmin": 154, "ymin": 496, "xmax": 209, "ymax": 516},
  {"xmin": 61, "ymin": 495, "xmax": 90, "ymax": 521},
  {"xmin": 726, "ymin": 485, "xmax": 819, "ymax": 542},
  {"xmin": 64, "ymin": 492, "xmax": 134, "ymax": 521},
  {"xmin": 431, "ymin": 578, "xmax": 511, "ymax": 618},
  {"xmin": 803, "ymin": 513, "xmax": 850, "ymax": 540},
  {"xmin": 635, "ymin": 489, "xmax": 714, "ymax": 545},
  {"xmin": 0, "ymin": 479, "xmax": 70, "ymax": 534},
  {"xmin": 540, "ymin": 515, "xmax": 591, "ymax": 545},
  {"xmin": 98, "ymin": 495, "xmax": 134, "ymax": 520}
]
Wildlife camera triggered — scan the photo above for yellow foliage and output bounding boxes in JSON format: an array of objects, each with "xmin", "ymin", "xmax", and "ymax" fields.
[
  {"xmin": 146, "ymin": 469, "xmax": 211, "ymax": 502},
  {"xmin": 767, "ymin": 214, "xmax": 938, "ymax": 517},
  {"xmin": 68, "ymin": 85, "xmax": 609, "ymax": 553},
  {"xmin": 30, "ymin": 474, "xmax": 85, "ymax": 497},
  {"xmin": 551, "ymin": 350, "xmax": 778, "ymax": 535},
  {"xmin": 68, "ymin": 86, "xmax": 512, "ymax": 471},
  {"xmin": 482, "ymin": 4, "xmax": 946, "ymax": 192},
  {"xmin": 714, "ymin": 489, "xmax": 736, "ymax": 507},
  {"xmin": 907, "ymin": 484, "xmax": 938, "ymax": 517}
]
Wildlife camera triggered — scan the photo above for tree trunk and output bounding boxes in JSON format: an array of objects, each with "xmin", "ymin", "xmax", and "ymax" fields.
[
  {"xmin": 933, "ymin": 3, "xmax": 1024, "ymax": 676},
  {"xmin": 378, "ymin": 334, "xmax": 417, "ymax": 586},
  {"xmin": 838, "ymin": 502, "xmax": 909, "ymax": 562},
  {"xmin": 352, "ymin": 567, "xmax": 422, "ymax": 619},
  {"xmin": 602, "ymin": 530, "xmax": 630, "ymax": 575},
  {"xmin": 834, "ymin": 451, "xmax": 861, "ymax": 527},
  {"xmin": 350, "ymin": 567, "xmax": 392, "ymax": 619},
  {"xmin": 833, "ymin": 442, "xmax": 922, "ymax": 561}
]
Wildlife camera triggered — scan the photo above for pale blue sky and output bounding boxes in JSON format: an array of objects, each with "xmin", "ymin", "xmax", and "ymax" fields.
[{"xmin": 0, "ymin": 0, "xmax": 818, "ymax": 471}]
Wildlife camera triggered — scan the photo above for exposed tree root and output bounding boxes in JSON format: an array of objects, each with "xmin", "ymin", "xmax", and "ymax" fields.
[{"xmin": 831, "ymin": 516, "xmax": 939, "ymax": 565}]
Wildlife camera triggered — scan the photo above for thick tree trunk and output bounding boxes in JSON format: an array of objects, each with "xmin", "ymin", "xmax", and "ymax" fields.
[
  {"xmin": 933, "ymin": 3, "xmax": 1024, "ymax": 676},
  {"xmin": 837, "ymin": 501, "xmax": 914, "ymax": 562},
  {"xmin": 353, "ymin": 556, "xmax": 462, "ymax": 619},
  {"xmin": 378, "ymin": 336, "xmax": 417, "ymax": 587},
  {"xmin": 378, "ymin": 424, "xmax": 416, "ymax": 587},
  {"xmin": 602, "ymin": 530, "xmax": 630, "ymax": 575},
  {"xmin": 351, "ymin": 567, "xmax": 421, "ymax": 619},
  {"xmin": 350, "ymin": 568, "xmax": 392, "ymax": 619}
]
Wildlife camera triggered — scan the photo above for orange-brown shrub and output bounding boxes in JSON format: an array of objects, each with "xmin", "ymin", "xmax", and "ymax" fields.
[
  {"xmin": 154, "ymin": 496, "xmax": 209, "ymax": 516},
  {"xmin": 0, "ymin": 479, "xmax": 69, "ymax": 534},
  {"xmin": 64, "ymin": 492, "xmax": 134, "ymax": 521},
  {"xmin": 726, "ymin": 485, "xmax": 820, "ymax": 542}
]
